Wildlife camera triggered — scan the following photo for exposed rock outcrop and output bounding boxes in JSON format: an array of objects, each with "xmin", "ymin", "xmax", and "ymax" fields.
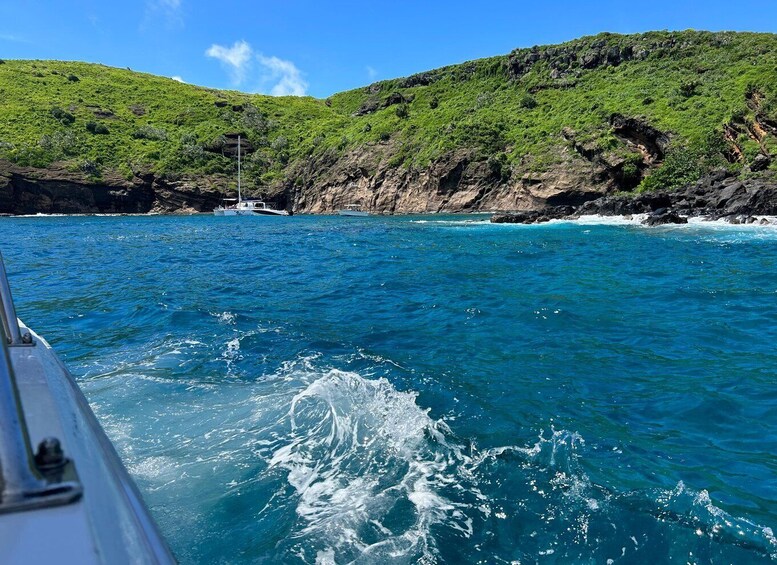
[
  {"xmin": 0, "ymin": 160, "xmax": 225, "ymax": 215},
  {"xmin": 491, "ymin": 170, "xmax": 777, "ymax": 224},
  {"xmin": 610, "ymin": 114, "xmax": 669, "ymax": 163},
  {"xmin": 642, "ymin": 210, "xmax": 688, "ymax": 225},
  {"xmin": 287, "ymin": 139, "xmax": 620, "ymax": 214},
  {"xmin": 507, "ymin": 31, "xmax": 730, "ymax": 81}
]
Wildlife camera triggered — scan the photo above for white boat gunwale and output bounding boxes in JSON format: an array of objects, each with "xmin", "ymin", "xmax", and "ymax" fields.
[{"xmin": 0, "ymin": 252, "xmax": 175, "ymax": 563}]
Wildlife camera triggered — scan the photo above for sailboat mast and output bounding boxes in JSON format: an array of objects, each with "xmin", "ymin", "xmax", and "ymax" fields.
[{"xmin": 237, "ymin": 135, "xmax": 241, "ymax": 203}]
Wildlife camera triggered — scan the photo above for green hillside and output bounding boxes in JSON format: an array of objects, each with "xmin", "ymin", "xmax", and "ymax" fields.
[{"xmin": 1, "ymin": 30, "xmax": 777, "ymax": 194}]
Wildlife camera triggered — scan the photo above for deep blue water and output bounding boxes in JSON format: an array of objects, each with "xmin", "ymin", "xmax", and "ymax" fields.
[{"xmin": 2, "ymin": 214, "xmax": 776, "ymax": 563}]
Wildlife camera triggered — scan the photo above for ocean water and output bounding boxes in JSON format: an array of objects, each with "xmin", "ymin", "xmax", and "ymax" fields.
[{"xmin": 2, "ymin": 214, "xmax": 776, "ymax": 564}]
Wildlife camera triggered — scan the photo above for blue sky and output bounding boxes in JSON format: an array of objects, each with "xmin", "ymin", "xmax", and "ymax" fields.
[{"xmin": 1, "ymin": 1, "xmax": 775, "ymax": 98}]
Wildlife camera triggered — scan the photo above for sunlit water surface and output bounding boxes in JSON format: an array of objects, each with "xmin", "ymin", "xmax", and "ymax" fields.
[{"xmin": 2, "ymin": 214, "xmax": 776, "ymax": 563}]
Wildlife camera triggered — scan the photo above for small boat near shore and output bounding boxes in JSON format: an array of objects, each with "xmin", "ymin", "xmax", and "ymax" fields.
[
  {"xmin": 338, "ymin": 204, "xmax": 369, "ymax": 217},
  {"xmin": 0, "ymin": 253, "xmax": 175, "ymax": 563},
  {"xmin": 214, "ymin": 199, "xmax": 290, "ymax": 216},
  {"xmin": 213, "ymin": 135, "xmax": 289, "ymax": 217}
]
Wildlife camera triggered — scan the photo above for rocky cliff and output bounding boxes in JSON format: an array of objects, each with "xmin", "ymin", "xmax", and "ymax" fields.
[
  {"xmin": 491, "ymin": 170, "xmax": 777, "ymax": 225},
  {"xmin": 0, "ymin": 160, "xmax": 227, "ymax": 214},
  {"xmin": 289, "ymin": 143, "xmax": 615, "ymax": 214}
]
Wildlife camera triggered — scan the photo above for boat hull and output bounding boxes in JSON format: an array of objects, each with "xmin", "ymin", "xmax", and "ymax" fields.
[
  {"xmin": 213, "ymin": 202, "xmax": 289, "ymax": 216},
  {"xmin": 2, "ymin": 324, "xmax": 175, "ymax": 564},
  {"xmin": 338, "ymin": 210, "xmax": 370, "ymax": 217}
]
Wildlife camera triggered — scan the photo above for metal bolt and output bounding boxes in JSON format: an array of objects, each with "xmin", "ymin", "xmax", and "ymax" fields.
[
  {"xmin": 21, "ymin": 332, "xmax": 32, "ymax": 344},
  {"xmin": 35, "ymin": 437, "xmax": 65, "ymax": 469}
]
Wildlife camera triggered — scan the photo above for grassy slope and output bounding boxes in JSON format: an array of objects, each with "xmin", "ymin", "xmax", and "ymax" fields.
[
  {"xmin": 1, "ymin": 30, "xmax": 777, "ymax": 193},
  {"xmin": 327, "ymin": 31, "xmax": 777, "ymax": 173}
]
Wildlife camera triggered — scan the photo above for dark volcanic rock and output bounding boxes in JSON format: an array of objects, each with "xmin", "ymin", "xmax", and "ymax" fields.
[
  {"xmin": 383, "ymin": 92, "xmax": 411, "ymax": 108},
  {"xmin": 491, "ymin": 211, "xmax": 543, "ymax": 224},
  {"xmin": 0, "ymin": 160, "xmax": 224, "ymax": 215},
  {"xmin": 491, "ymin": 206, "xmax": 576, "ymax": 224},
  {"xmin": 642, "ymin": 210, "xmax": 688, "ymax": 226},
  {"xmin": 0, "ymin": 163, "xmax": 155, "ymax": 214},
  {"xmin": 610, "ymin": 114, "xmax": 670, "ymax": 161},
  {"xmin": 399, "ymin": 72, "xmax": 436, "ymax": 88},
  {"xmin": 539, "ymin": 170, "xmax": 777, "ymax": 225},
  {"xmin": 750, "ymin": 154, "xmax": 771, "ymax": 172},
  {"xmin": 353, "ymin": 98, "xmax": 380, "ymax": 116}
]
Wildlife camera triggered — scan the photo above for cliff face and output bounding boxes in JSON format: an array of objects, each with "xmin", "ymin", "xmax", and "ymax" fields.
[
  {"xmin": 0, "ymin": 160, "xmax": 223, "ymax": 214},
  {"xmin": 0, "ymin": 126, "xmax": 672, "ymax": 216},
  {"xmin": 289, "ymin": 141, "xmax": 620, "ymax": 214},
  {"xmin": 0, "ymin": 136, "xmax": 631, "ymax": 215}
]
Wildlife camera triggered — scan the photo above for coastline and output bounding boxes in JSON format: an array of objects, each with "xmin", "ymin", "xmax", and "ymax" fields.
[
  {"xmin": 491, "ymin": 170, "xmax": 777, "ymax": 226},
  {"xmin": 4, "ymin": 168, "xmax": 777, "ymax": 224}
]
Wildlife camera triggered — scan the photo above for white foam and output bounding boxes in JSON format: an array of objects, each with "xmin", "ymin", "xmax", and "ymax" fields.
[
  {"xmin": 212, "ymin": 311, "xmax": 237, "ymax": 324},
  {"xmin": 266, "ymin": 369, "xmax": 474, "ymax": 561},
  {"xmin": 554, "ymin": 214, "xmax": 649, "ymax": 226}
]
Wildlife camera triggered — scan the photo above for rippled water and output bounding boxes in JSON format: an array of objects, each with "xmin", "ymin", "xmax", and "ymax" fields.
[{"xmin": 2, "ymin": 214, "xmax": 776, "ymax": 563}]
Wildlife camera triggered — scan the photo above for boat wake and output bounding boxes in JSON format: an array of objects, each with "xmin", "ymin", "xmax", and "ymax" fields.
[
  {"xmin": 83, "ymin": 346, "xmax": 777, "ymax": 563},
  {"xmin": 261, "ymin": 369, "xmax": 473, "ymax": 563},
  {"xmin": 253, "ymin": 361, "xmax": 776, "ymax": 563}
]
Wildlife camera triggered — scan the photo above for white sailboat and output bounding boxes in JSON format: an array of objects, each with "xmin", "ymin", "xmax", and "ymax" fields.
[{"xmin": 213, "ymin": 136, "xmax": 289, "ymax": 216}]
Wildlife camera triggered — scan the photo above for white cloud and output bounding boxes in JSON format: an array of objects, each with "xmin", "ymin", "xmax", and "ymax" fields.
[
  {"xmin": 257, "ymin": 54, "xmax": 308, "ymax": 96},
  {"xmin": 206, "ymin": 40, "xmax": 253, "ymax": 85},
  {"xmin": 171, "ymin": 76, "xmax": 185, "ymax": 83},
  {"xmin": 366, "ymin": 66, "xmax": 378, "ymax": 80},
  {"xmin": 205, "ymin": 40, "xmax": 308, "ymax": 96}
]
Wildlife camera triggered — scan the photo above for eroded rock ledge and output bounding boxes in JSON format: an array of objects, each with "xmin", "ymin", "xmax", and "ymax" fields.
[
  {"xmin": 491, "ymin": 171, "xmax": 777, "ymax": 225},
  {"xmin": 0, "ymin": 160, "xmax": 226, "ymax": 215}
]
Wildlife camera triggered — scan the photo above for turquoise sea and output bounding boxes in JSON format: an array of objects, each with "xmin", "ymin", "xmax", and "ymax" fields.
[{"xmin": 2, "ymin": 214, "xmax": 776, "ymax": 563}]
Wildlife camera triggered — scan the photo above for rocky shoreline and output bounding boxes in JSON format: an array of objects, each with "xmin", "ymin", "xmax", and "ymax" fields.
[
  {"xmin": 4, "ymin": 156, "xmax": 777, "ymax": 223},
  {"xmin": 491, "ymin": 170, "xmax": 777, "ymax": 226}
]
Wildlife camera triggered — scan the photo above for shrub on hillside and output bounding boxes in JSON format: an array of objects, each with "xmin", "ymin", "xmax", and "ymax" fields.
[
  {"xmin": 518, "ymin": 93, "xmax": 537, "ymax": 109},
  {"xmin": 38, "ymin": 130, "xmax": 78, "ymax": 156},
  {"xmin": 51, "ymin": 107, "xmax": 75, "ymax": 124},
  {"xmin": 487, "ymin": 152, "xmax": 510, "ymax": 182},
  {"xmin": 67, "ymin": 74, "xmax": 79, "ymax": 82},
  {"xmin": 429, "ymin": 97, "xmax": 439, "ymax": 109},
  {"xmin": 457, "ymin": 119, "xmax": 507, "ymax": 155},
  {"xmin": 395, "ymin": 103, "xmax": 409, "ymax": 119},
  {"xmin": 242, "ymin": 103, "xmax": 270, "ymax": 134},
  {"xmin": 132, "ymin": 125, "xmax": 168, "ymax": 141},
  {"xmin": 679, "ymin": 80, "xmax": 701, "ymax": 97},
  {"xmin": 271, "ymin": 136, "xmax": 289, "ymax": 151},
  {"xmin": 79, "ymin": 159, "xmax": 100, "ymax": 176},
  {"xmin": 620, "ymin": 153, "xmax": 645, "ymax": 188},
  {"xmin": 180, "ymin": 132, "xmax": 205, "ymax": 163},
  {"xmin": 180, "ymin": 142, "xmax": 205, "ymax": 163},
  {"xmin": 475, "ymin": 92, "xmax": 493, "ymax": 109},
  {"xmin": 639, "ymin": 142, "xmax": 721, "ymax": 192},
  {"xmin": 85, "ymin": 121, "xmax": 109, "ymax": 134}
]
